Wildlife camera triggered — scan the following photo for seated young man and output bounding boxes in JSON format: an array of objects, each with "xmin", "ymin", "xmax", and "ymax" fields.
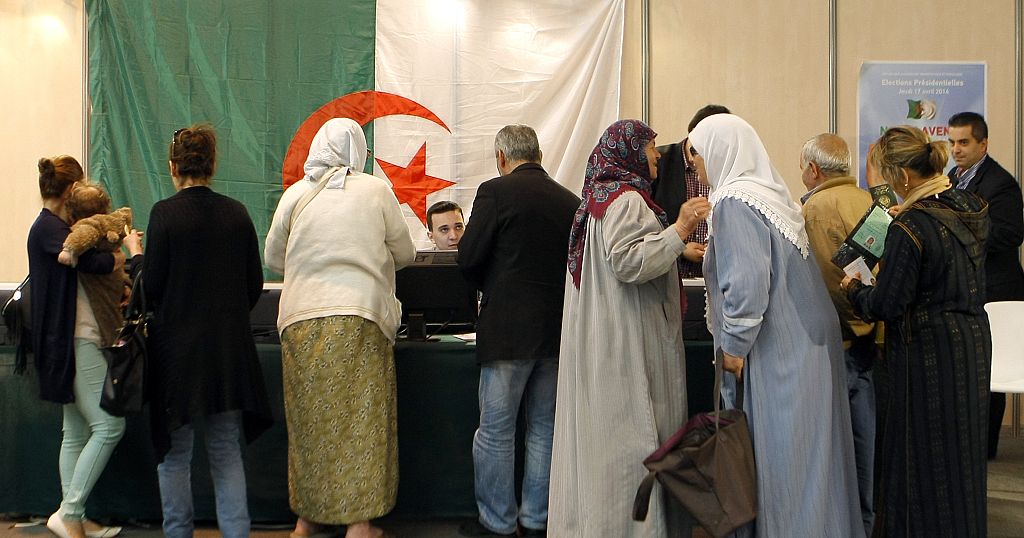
[{"xmin": 427, "ymin": 200, "xmax": 465, "ymax": 250}]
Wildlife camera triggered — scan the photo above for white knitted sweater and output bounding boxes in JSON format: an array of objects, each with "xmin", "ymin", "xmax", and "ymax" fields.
[{"xmin": 264, "ymin": 171, "xmax": 416, "ymax": 341}]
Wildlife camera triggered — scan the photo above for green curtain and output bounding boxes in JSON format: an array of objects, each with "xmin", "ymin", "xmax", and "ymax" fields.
[{"xmin": 87, "ymin": 0, "xmax": 375, "ymax": 279}]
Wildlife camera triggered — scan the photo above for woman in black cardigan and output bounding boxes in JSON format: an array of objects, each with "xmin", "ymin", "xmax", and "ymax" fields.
[{"xmin": 144, "ymin": 124, "xmax": 272, "ymax": 538}]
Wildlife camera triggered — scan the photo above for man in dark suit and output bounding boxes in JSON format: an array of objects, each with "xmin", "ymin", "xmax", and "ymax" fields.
[
  {"xmin": 948, "ymin": 111, "xmax": 1024, "ymax": 459},
  {"xmin": 652, "ymin": 103, "xmax": 730, "ymax": 277},
  {"xmin": 457, "ymin": 124, "xmax": 580, "ymax": 537}
]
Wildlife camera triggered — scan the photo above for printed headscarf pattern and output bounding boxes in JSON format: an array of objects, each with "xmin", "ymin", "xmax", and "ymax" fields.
[
  {"xmin": 567, "ymin": 119, "xmax": 668, "ymax": 288},
  {"xmin": 302, "ymin": 117, "xmax": 368, "ymax": 189},
  {"xmin": 689, "ymin": 114, "xmax": 809, "ymax": 257}
]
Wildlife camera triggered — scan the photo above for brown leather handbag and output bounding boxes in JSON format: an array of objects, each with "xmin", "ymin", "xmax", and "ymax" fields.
[{"xmin": 632, "ymin": 351, "xmax": 757, "ymax": 538}]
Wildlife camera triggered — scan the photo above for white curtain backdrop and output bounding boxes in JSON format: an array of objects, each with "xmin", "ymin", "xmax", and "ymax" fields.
[{"xmin": 373, "ymin": 0, "xmax": 624, "ymax": 245}]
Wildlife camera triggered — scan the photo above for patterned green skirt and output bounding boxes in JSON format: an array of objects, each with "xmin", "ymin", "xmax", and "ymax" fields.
[{"xmin": 280, "ymin": 315, "xmax": 398, "ymax": 523}]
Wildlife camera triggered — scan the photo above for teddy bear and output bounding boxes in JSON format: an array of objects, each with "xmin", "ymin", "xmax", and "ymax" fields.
[{"xmin": 58, "ymin": 207, "xmax": 133, "ymax": 267}]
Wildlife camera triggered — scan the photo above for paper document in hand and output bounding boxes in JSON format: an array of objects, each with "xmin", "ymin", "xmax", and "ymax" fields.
[
  {"xmin": 843, "ymin": 257, "xmax": 876, "ymax": 286},
  {"xmin": 850, "ymin": 204, "xmax": 891, "ymax": 258},
  {"xmin": 831, "ymin": 203, "xmax": 894, "ymax": 270}
]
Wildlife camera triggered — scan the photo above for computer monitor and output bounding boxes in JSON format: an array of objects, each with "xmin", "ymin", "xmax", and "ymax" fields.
[{"xmin": 395, "ymin": 251, "xmax": 478, "ymax": 341}]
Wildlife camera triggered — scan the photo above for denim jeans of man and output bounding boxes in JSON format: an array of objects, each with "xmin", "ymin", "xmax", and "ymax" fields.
[
  {"xmin": 59, "ymin": 339, "xmax": 126, "ymax": 519},
  {"xmin": 846, "ymin": 347, "xmax": 876, "ymax": 538},
  {"xmin": 157, "ymin": 411, "xmax": 250, "ymax": 538},
  {"xmin": 473, "ymin": 359, "xmax": 558, "ymax": 534}
]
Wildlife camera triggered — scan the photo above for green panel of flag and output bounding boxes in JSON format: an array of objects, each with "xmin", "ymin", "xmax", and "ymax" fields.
[{"xmin": 87, "ymin": 0, "xmax": 376, "ymax": 277}]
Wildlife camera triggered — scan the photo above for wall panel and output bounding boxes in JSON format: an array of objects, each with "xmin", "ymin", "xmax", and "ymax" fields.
[
  {"xmin": 836, "ymin": 1, "xmax": 1018, "ymax": 177},
  {"xmin": 645, "ymin": 0, "xmax": 830, "ymax": 197},
  {"xmin": 0, "ymin": 0, "xmax": 84, "ymax": 281},
  {"xmin": 620, "ymin": 0, "xmax": 1022, "ymax": 198}
]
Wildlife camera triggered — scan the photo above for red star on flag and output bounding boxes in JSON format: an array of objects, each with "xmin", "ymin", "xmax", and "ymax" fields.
[{"xmin": 376, "ymin": 142, "xmax": 455, "ymax": 225}]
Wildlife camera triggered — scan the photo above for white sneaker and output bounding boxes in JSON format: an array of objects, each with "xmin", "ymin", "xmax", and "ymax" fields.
[{"xmin": 46, "ymin": 512, "xmax": 75, "ymax": 538}]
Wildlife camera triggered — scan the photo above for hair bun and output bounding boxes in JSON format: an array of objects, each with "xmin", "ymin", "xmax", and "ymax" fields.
[
  {"xmin": 177, "ymin": 130, "xmax": 193, "ymax": 147},
  {"xmin": 925, "ymin": 139, "xmax": 950, "ymax": 176},
  {"xmin": 37, "ymin": 157, "xmax": 55, "ymax": 178},
  {"xmin": 178, "ymin": 130, "xmax": 204, "ymax": 150},
  {"xmin": 168, "ymin": 123, "xmax": 216, "ymax": 179}
]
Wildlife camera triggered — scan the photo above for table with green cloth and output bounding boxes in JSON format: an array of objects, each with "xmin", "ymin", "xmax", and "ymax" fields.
[
  {"xmin": 0, "ymin": 337, "xmax": 479, "ymax": 521},
  {"xmin": 0, "ymin": 336, "xmax": 714, "ymax": 522}
]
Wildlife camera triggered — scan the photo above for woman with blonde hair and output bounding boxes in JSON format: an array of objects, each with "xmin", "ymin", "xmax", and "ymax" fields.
[{"xmin": 843, "ymin": 125, "xmax": 990, "ymax": 537}]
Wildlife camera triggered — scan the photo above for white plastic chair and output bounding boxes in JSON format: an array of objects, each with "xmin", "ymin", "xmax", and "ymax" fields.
[{"xmin": 985, "ymin": 301, "xmax": 1024, "ymax": 437}]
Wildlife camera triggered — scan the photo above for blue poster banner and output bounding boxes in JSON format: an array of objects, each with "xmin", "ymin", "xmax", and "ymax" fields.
[{"xmin": 857, "ymin": 62, "xmax": 986, "ymax": 185}]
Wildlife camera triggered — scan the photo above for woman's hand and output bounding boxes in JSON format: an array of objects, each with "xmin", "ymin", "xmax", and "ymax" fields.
[
  {"xmin": 674, "ymin": 197, "xmax": 711, "ymax": 240},
  {"xmin": 723, "ymin": 352, "xmax": 745, "ymax": 380},
  {"xmin": 682, "ymin": 242, "xmax": 706, "ymax": 263},
  {"xmin": 58, "ymin": 249, "xmax": 77, "ymax": 267},
  {"xmin": 123, "ymin": 229, "xmax": 144, "ymax": 257},
  {"xmin": 840, "ymin": 272, "xmax": 860, "ymax": 292}
]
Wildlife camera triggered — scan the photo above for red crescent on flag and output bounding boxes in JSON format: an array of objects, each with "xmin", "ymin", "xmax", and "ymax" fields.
[{"xmin": 281, "ymin": 90, "xmax": 451, "ymax": 188}]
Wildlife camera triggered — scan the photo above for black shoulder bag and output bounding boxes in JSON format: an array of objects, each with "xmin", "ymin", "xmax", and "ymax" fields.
[
  {"xmin": 99, "ymin": 272, "xmax": 147, "ymax": 416},
  {"xmin": 2, "ymin": 275, "xmax": 32, "ymax": 374}
]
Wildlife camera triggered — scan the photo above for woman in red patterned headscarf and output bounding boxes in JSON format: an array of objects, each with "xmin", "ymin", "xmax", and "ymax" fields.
[{"xmin": 549, "ymin": 120, "xmax": 710, "ymax": 538}]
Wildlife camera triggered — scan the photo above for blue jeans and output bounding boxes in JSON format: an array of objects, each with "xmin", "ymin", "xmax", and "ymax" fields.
[
  {"xmin": 59, "ymin": 339, "xmax": 126, "ymax": 519},
  {"xmin": 473, "ymin": 359, "xmax": 558, "ymax": 534},
  {"xmin": 846, "ymin": 347, "xmax": 876, "ymax": 537},
  {"xmin": 157, "ymin": 411, "xmax": 250, "ymax": 538}
]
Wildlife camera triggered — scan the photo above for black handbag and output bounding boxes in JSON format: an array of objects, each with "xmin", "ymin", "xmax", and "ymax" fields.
[
  {"xmin": 632, "ymin": 350, "xmax": 758, "ymax": 537},
  {"xmin": 2, "ymin": 275, "xmax": 32, "ymax": 374},
  {"xmin": 99, "ymin": 273, "xmax": 147, "ymax": 416}
]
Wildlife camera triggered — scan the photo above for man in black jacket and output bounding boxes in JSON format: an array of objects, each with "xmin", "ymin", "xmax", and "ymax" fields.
[
  {"xmin": 457, "ymin": 125, "xmax": 580, "ymax": 537},
  {"xmin": 948, "ymin": 111, "xmax": 1024, "ymax": 459},
  {"xmin": 652, "ymin": 104, "xmax": 730, "ymax": 277}
]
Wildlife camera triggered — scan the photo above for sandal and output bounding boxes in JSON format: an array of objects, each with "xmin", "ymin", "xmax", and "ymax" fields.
[
  {"xmin": 85, "ymin": 526, "xmax": 123, "ymax": 538},
  {"xmin": 290, "ymin": 530, "xmax": 339, "ymax": 538}
]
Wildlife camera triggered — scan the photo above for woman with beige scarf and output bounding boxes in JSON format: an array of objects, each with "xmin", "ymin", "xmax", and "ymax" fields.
[{"xmin": 843, "ymin": 126, "xmax": 991, "ymax": 537}]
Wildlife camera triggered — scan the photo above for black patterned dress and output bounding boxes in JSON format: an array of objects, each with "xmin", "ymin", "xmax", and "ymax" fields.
[{"xmin": 848, "ymin": 188, "xmax": 990, "ymax": 537}]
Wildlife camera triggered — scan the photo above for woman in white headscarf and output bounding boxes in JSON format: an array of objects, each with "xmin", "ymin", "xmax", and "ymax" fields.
[
  {"xmin": 688, "ymin": 114, "xmax": 863, "ymax": 537},
  {"xmin": 265, "ymin": 118, "xmax": 415, "ymax": 538}
]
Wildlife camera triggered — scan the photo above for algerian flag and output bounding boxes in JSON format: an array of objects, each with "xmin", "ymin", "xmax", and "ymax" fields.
[{"xmin": 88, "ymin": 0, "xmax": 623, "ymax": 268}]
